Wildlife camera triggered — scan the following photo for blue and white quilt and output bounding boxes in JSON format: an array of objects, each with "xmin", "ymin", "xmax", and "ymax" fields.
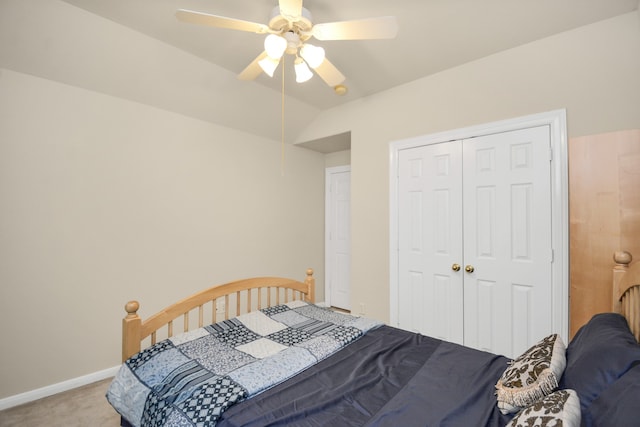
[{"xmin": 106, "ymin": 301, "xmax": 381, "ymax": 427}]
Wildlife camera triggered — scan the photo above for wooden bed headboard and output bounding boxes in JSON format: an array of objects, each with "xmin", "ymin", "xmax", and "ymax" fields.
[
  {"xmin": 613, "ymin": 251, "xmax": 640, "ymax": 341},
  {"xmin": 121, "ymin": 269, "xmax": 315, "ymax": 362}
]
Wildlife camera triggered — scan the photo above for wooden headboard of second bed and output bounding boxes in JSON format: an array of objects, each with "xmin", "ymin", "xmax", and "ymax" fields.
[{"xmin": 613, "ymin": 251, "xmax": 640, "ymax": 341}]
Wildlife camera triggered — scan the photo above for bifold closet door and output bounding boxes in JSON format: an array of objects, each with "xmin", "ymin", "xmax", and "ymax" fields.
[
  {"xmin": 397, "ymin": 141, "xmax": 464, "ymax": 344},
  {"xmin": 462, "ymin": 126, "xmax": 552, "ymax": 358},
  {"xmin": 397, "ymin": 125, "xmax": 553, "ymax": 357}
]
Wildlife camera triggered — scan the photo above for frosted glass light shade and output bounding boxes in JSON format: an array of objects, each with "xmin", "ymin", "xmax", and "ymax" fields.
[
  {"xmin": 259, "ymin": 57, "xmax": 280, "ymax": 77},
  {"xmin": 299, "ymin": 44, "xmax": 325, "ymax": 69},
  {"xmin": 264, "ymin": 34, "xmax": 287, "ymax": 59},
  {"xmin": 294, "ymin": 57, "xmax": 313, "ymax": 83}
]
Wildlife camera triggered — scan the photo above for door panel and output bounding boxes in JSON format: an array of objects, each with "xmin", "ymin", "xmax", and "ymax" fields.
[
  {"xmin": 462, "ymin": 126, "xmax": 552, "ymax": 357},
  {"xmin": 398, "ymin": 142, "xmax": 464, "ymax": 343}
]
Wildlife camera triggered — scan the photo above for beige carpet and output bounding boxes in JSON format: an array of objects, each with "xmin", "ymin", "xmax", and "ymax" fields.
[{"xmin": 0, "ymin": 378, "xmax": 120, "ymax": 427}]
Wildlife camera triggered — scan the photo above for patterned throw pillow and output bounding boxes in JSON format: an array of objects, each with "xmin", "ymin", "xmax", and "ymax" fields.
[
  {"xmin": 496, "ymin": 334, "xmax": 566, "ymax": 414},
  {"xmin": 506, "ymin": 389, "xmax": 581, "ymax": 427}
]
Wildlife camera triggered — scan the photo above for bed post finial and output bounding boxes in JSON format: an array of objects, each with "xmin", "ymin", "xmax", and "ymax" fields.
[
  {"xmin": 614, "ymin": 251, "xmax": 632, "ymax": 266},
  {"xmin": 125, "ymin": 301, "xmax": 140, "ymax": 318},
  {"xmin": 305, "ymin": 268, "xmax": 315, "ymax": 303},
  {"xmin": 122, "ymin": 300, "xmax": 142, "ymax": 362},
  {"xmin": 613, "ymin": 251, "xmax": 632, "ymax": 314}
]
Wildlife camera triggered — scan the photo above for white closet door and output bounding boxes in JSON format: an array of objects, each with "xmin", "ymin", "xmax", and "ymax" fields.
[
  {"xmin": 462, "ymin": 126, "xmax": 552, "ymax": 357},
  {"xmin": 397, "ymin": 141, "xmax": 464, "ymax": 344}
]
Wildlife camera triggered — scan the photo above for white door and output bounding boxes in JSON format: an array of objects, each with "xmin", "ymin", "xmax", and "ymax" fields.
[
  {"xmin": 397, "ymin": 141, "xmax": 464, "ymax": 343},
  {"xmin": 396, "ymin": 125, "xmax": 553, "ymax": 357},
  {"xmin": 326, "ymin": 166, "xmax": 351, "ymax": 310},
  {"xmin": 462, "ymin": 126, "xmax": 552, "ymax": 357}
]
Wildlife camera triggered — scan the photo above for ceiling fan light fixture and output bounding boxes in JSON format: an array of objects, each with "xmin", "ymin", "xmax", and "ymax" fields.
[
  {"xmin": 258, "ymin": 56, "xmax": 280, "ymax": 77},
  {"xmin": 264, "ymin": 34, "xmax": 287, "ymax": 59},
  {"xmin": 294, "ymin": 57, "xmax": 313, "ymax": 83},
  {"xmin": 299, "ymin": 44, "xmax": 325, "ymax": 69}
]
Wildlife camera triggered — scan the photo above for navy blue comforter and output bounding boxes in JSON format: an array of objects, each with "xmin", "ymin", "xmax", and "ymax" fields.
[{"xmin": 217, "ymin": 325, "xmax": 513, "ymax": 427}]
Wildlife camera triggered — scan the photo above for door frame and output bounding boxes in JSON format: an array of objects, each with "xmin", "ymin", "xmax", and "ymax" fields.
[
  {"xmin": 389, "ymin": 109, "xmax": 569, "ymax": 344},
  {"xmin": 325, "ymin": 165, "xmax": 351, "ymax": 309}
]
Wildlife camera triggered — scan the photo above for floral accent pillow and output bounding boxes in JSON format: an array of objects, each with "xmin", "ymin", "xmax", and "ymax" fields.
[
  {"xmin": 496, "ymin": 334, "xmax": 566, "ymax": 414},
  {"xmin": 506, "ymin": 389, "xmax": 581, "ymax": 427}
]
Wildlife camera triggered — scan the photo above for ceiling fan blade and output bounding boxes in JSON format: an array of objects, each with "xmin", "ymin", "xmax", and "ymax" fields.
[
  {"xmin": 312, "ymin": 16, "xmax": 398, "ymax": 40},
  {"xmin": 278, "ymin": 0, "xmax": 303, "ymax": 21},
  {"xmin": 313, "ymin": 57, "xmax": 346, "ymax": 87},
  {"xmin": 176, "ymin": 9, "xmax": 269, "ymax": 34},
  {"xmin": 238, "ymin": 52, "xmax": 269, "ymax": 80}
]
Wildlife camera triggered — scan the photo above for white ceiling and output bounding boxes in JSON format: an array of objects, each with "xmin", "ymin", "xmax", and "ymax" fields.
[
  {"xmin": 60, "ymin": 0, "xmax": 638, "ymax": 110},
  {"xmin": 3, "ymin": 0, "xmax": 637, "ymax": 145}
]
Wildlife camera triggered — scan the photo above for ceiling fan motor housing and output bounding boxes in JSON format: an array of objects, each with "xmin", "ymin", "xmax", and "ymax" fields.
[{"xmin": 269, "ymin": 6, "xmax": 313, "ymax": 40}]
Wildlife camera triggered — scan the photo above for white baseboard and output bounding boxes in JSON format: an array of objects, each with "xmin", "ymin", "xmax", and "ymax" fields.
[{"xmin": 0, "ymin": 365, "xmax": 120, "ymax": 411}]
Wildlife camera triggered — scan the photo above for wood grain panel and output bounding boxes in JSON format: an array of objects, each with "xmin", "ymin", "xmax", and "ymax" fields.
[{"xmin": 569, "ymin": 129, "xmax": 640, "ymax": 337}]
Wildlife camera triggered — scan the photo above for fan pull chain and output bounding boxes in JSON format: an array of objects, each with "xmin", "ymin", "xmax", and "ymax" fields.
[{"xmin": 281, "ymin": 55, "xmax": 285, "ymax": 177}]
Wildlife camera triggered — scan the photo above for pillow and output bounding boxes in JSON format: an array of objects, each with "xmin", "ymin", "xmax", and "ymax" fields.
[
  {"xmin": 583, "ymin": 363, "xmax": 640, "ymax": 427},
  {"xmin": 495, "ymin": 334, "xmax": 566, "ymax": 414},
  {"xmin": 559, "ymin": 313, "xmax": 640, "ymax": 414},
  {"xmin": 506, "ymin": 389, "xmax": 581, "ymax": 427}
]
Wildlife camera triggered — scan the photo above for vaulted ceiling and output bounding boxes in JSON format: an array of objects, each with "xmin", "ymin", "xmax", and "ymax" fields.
[{"xmin": 2, "ymin": 0, "xmax": 638, "ymax": 144}]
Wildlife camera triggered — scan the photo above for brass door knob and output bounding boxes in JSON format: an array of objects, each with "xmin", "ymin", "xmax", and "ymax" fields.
[
  {"xmin": 465, "ymin": 265, "xmax": 475, "ymax": 273},
  {"xmin": 452, "ymin": 263, "xmax": 461, "ymax": 272}
]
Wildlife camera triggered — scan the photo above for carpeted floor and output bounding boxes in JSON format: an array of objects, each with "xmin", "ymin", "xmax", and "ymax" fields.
[{"xmin": 0, "ymin": 378, "xmax": 120, "ymax": 427}]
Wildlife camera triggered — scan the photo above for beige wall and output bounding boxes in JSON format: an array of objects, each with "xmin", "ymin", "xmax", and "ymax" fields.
[
  {"xmin": 0, "ymin": 69, "xmax": 325, "ymax": 399},
  {"xmin": 298, "ymin": 12, "xmax": 640, "ymax": 323},
  {"xmin": 325, "ymin": 150, "xmax": 351, "ymax": 168}
]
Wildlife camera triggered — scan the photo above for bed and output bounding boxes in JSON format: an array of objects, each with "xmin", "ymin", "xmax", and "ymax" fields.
[{"xmin": 107, "ymin": 254, "xmax": 640, "ymax": 426}]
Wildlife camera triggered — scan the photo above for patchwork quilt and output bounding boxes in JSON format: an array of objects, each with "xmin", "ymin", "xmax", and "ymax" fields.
[{"xmin": 106, "ymin": 301, "xmax": 381, "ymax": 427}]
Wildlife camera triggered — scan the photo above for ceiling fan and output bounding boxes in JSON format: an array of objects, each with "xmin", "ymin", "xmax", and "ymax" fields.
[{"xmin": 176, "ymin": 0, "xmax": 398, "ymax": 92}]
